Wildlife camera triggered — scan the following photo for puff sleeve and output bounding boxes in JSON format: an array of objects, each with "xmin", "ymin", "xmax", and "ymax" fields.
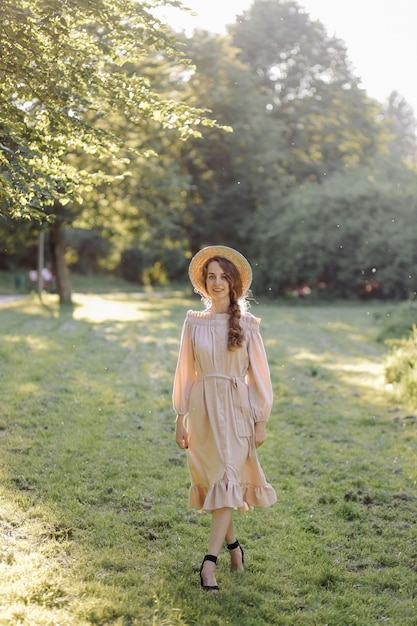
[
  {"xmin": 246, "ymin": 320, "xmax": 273, "ymax": 422},
  {"xmin": 172, "ymin": 315, "xmax": 197, "ymax": 416}
]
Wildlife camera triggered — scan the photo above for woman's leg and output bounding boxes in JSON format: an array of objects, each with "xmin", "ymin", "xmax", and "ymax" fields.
[
  {"xmin": 200, "ymin": 507, "xmax": 233, "ymax": 587},
  {"xmin": 225, "ymin": 518, "xmax": 236, "ymax": 545},
  {"xmin": 225, "ymin": 518, "xmax": 244, "ymax": 571},
  {"xmin": 209, "ymin": 508, "xmax": 233, "ymax": 554}
]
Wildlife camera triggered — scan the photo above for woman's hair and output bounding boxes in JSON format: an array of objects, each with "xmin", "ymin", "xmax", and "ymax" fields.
[{"xmin": 202, "ymin": 256, "xmax": 246, "ymax": 350}]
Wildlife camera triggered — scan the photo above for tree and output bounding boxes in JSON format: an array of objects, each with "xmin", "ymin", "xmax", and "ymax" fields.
[
  {"xmin": 68, "ymin": 49, "xmax": 199, "ymax": 281},
  {"xmin": 174, "ymin": 30, "xmax": 283, "ymax": 254},
  {"xmin": 382, "ymin": 91, "xmax": 417, "ymax": 165},
  {"xmin": 229, "ymin": 0, "xmax": 388, "ymax": 184},
  {"xmin": 0, "ymin": 0, "xmax": 220, "ymax": 302},
  {"xmin": 171, "ymin": 0, "xmax": 389, "ymax": 267},
  {"xmin": 255, "ymin": 163, "xmax": 417, "ymax": 299}
]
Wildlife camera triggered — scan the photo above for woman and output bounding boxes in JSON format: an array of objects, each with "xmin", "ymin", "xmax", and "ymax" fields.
[{"xmin": 173, "ymin": 245, "xmax": 277, "ymax": 592}]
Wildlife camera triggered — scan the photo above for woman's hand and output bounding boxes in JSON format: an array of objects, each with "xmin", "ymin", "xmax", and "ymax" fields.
[
  {"xmin": 175, "ymin": 415, "xmax": 189, "ymax": 449},
  {"xmin": 254, "ymin": 421, "xmax": 266, "ymax": 448}
]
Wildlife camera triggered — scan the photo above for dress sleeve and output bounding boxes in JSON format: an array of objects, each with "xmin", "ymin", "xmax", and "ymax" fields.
[
  {"xmin": 246, "ymin": 321, "xmax": 273, "ymax": 422},
  {"xmin": 172, "ymin": 315, "xmax": 197, "ymax": 415}
]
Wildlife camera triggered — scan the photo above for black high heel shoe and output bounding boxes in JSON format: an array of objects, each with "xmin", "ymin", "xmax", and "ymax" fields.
[
  {"xmin": 227, "ymin": 540, "xmax": 245, "ymax": 571},
  {"xmin": 199, "ymin": 554, "xmax": 219, "ymax": 592}
]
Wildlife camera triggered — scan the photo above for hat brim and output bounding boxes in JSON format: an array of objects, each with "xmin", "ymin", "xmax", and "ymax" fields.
[{"xmin": 188, "ymin": 245, "xmax": 252, "ymax": 298}]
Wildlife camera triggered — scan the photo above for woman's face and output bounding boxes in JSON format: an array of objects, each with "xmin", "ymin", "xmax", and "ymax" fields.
[{"xmin": 205, "ymin": 260, "xmax": 230, "ymax": 303}]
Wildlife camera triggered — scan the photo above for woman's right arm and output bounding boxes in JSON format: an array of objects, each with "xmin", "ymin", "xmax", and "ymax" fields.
[{"xmin": 175, "ymin": 414, "xmax": 189, "ymax": 448}]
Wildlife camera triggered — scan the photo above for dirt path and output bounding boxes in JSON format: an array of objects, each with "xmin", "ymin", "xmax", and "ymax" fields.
[{"xmin": 0, "ymin": 295, "xmax": 28, "ymax": 305}]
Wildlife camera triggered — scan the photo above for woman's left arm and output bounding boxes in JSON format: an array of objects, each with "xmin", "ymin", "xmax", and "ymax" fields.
[{"xmin": 246, "ymin": 323, "xmax": 273, "ymax": 423}]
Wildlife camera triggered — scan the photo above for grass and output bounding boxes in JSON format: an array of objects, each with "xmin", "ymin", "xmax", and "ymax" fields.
[{"xmin": 0, "ymin": 291, "xmax": 416, "ymax": 625}]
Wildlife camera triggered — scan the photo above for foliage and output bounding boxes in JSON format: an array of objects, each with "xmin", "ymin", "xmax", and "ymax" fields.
[
  {"xmin": 175, "ymin": 31, "xmax": 275, "ymax": 252},
  {"xmin": 383, "ymin": 90, "xmax": 417, "ymax": 164},
  {"xmin": 175, "ymin": 0, "xmax": 391, "ymax": 257},
  {"xmin": 255, "ymin": 162, "xmax": 417, "ymax": 299},
  {"xmin": 231, "ymin": 0, "xmax": 354, "ymax": 97},
  {"xmin": 0, "ymin": 217, "xmax": 39, "ymax": 269},
  {"xmin": 229, "ymin": 0, "xmax": 388, "ymax": 181},
  {"xmin": 119, "ymin": 246, "xmax": 154, "ymax": 284},
  {"xmin": 1, "ymin": 294, "xmax": 417, "ymax": 624},
  {"xmin": 0, "ymin": 0, "xmax": 228, "ymax": 303},
  {"xmin": 377, "ymin": 291, "xmax": 417, "ymax": 408},
  {"xmin": 64, "ymin": 227, "xmax": 110, "ymax": 274},
  {"xmin": 0, "ymin": 0, "xmax": 218, "ymax": 221},
  {"xmin": 376, "ymin": 299, "xmax": 417, "ymax": 342},
  {"xmin": 118, "ymin": 241, "xmax": 188, "ymax": 285},
  {"xmin": 385, "ymin": 325, "xmax": 417, "ymax": 407},
  {"xmin": 68, "ymin": 51, "xmax": 198, "ymax": 265}
]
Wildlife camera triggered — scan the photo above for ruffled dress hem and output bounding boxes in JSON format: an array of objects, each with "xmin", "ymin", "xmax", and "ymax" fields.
[{"xmin": 189, "ymin": 479, "xmax": 277, "ymax": 512}]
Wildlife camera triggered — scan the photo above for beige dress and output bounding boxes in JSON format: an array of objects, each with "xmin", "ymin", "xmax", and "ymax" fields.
[{"xmin": 173, "ymin": 310, "xmax": 277, "ymax": 512}]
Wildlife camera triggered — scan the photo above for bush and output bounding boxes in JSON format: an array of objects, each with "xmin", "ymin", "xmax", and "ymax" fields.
[
  {"xmin": 384, "ymin": 325, "xmax": 417, "ymax": 406},
  {"xmin": 256, "ymin": 165, "xmax": 417, "ymax": 300},
  {"xmin": 162, "ymin": 247, "xmax": 188, "ymax": 282},
  {"xmin": 376, "ymin": 300, "xmax": 417, "ymax": 342},
  {"xmin": 119, "ymin": 247, "xmax": 153, "ymax": 284},
  {"xmin": 119, "ymin": 245, "xmax": 188, "ymax": 285},
  {"xmin": 64, "ymin": 228, "xmax": 110, "ymax": 275}
]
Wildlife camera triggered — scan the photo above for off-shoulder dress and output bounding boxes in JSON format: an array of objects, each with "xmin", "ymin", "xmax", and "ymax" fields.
[{"xmin": 173, "ymin": 310, "xmax": 277, "ymax": 512}]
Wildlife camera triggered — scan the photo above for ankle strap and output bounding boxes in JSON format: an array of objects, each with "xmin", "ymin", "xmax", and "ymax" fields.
[
  {"xmin": 227, "ymin": 540, "xmax": 239, "ymax": 550},
  {"xmin": 203, "ymin": 554, "xmax": 217, "ymax": 564}
]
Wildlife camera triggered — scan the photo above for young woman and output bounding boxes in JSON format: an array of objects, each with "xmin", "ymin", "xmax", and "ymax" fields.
[{"xmin": 173, "ymin": 245, "xmax": 277, "ymax": 592}]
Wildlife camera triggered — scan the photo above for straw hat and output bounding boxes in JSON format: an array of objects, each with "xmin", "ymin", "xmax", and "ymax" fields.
[{"xmin": 188, "ymin": 245, "xmax": 252, "ymax": 297}]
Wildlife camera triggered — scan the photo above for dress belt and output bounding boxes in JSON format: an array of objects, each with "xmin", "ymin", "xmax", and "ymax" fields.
[{"xmin": 197, "ymin": 374, "xmax": 245, "ymax": 386}]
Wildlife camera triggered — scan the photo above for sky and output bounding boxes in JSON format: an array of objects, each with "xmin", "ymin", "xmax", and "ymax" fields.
[{"xmin": 159, "ymin": 0, "xmax": 417, "ymax": 115}]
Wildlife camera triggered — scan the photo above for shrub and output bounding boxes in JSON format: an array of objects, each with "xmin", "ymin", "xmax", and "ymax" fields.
[
  {"xmin": 161, "ymin": 247, "xmax": 188, "ymax": 282},
  {"xmin": 119, "ymin": 247, "xmax": 152, "ymax": 284},
  {"xmin": 256, "ymin": 165, "xmax": 417, "ymax": 299},
  {"xmin": 376, "ymin": 300, "xmax": 417, "ymax": 341},
  {"xmin": 384, "ymin": 325, "xmax": 417, "ymax": 406},
  {"xmin": 65, "ymin": 228, "xmax": 110, "ymax": 275}
]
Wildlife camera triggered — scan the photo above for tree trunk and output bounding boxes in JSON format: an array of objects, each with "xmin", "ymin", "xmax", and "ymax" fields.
[
  {"xmin": 49, "ymin": 221, "xmax": 72, "ymax": 304},
  {"xmin": 37, "ymin": 230, "xmax": 45, "ymax": 297}
]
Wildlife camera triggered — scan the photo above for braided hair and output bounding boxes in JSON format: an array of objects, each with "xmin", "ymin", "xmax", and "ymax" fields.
[{"xmin": 202, "ymin": 256, "xmax": 246, "ymax": 351}]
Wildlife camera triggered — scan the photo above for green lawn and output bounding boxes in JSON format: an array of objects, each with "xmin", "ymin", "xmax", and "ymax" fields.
[{"xmin": 0, "ymin": 293, "xmax": 416, "ymax": 625}]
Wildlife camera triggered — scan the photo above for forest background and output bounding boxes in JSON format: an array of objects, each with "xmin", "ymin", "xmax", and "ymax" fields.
[{"xmin": 1, "ymin": 0, "xmax": 417, "ymax": 304}]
